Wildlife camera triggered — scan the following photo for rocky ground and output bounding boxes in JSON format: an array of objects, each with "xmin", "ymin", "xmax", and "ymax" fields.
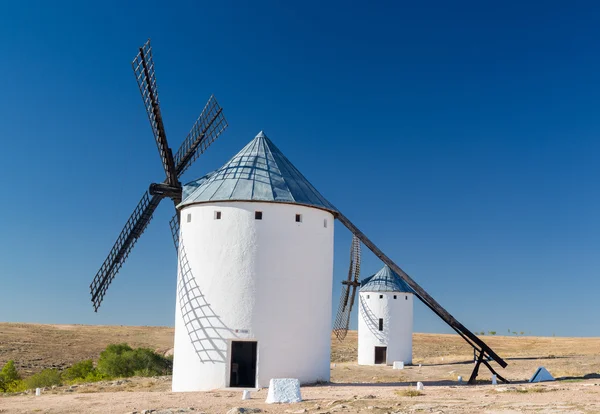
[{"xmin": 2, "ymin": 324, "xmax": 600, "ymax": 413}]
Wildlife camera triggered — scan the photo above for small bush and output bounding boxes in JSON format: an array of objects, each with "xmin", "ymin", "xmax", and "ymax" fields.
[
  {"xmin": 24, "ymin": 369, "xmax": 62, "ymax": 389},
  {"xmin": 1, "ymin": 360, "xmax": 20, "ymax": 383},
  {"xmin": 396, "ymin": 389, "xmax": 424, "ymax": 397},
  {"xmin": 0, "ymin": 360, "xmax": 22, "ymax": 392},
  {"xmin": 97, "ymin": 343, "xmax": 172, "ymax": 378},
  {"xmin": 62, "ymin": 360, "xmax": 94, "ymax": 382}
]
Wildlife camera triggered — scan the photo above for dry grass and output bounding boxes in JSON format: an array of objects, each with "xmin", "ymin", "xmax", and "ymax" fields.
[
  {"xmin": 0, "ymin": 323, "xmax": 173, "ymax": 375},
  {"xmin": 396, "ymin": 389, "xmax": 424, "ymax": 397}
]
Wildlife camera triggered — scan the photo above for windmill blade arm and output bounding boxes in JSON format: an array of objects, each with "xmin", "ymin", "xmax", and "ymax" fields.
[
  {"xmin": 174, "ymin": 95, "xmax": 228, "ymax": 177},
  {"xmin": 333, "ymin": 284, "xmax": 352, "ymax": 341},
  {"xmin": 90, "ymin": 191, "xmax": 162, "ymax": 311},
  {"xmin": 169, "ymin": 209, "xmax": 180, "ymax": 252},
  {"xmin": 132, "ymin": 39, "xmax": 178, "ymax": 185},
  {"xmin": 335, "ymin": 211, "xmax": 508, "ymax": 368}
]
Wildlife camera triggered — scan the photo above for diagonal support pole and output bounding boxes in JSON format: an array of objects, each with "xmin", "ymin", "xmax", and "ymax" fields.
[
  {"xmin": 469, "ymin": 350, "xmax": 485, "ymax": 384},
  {"xmin": 334, "ymin": 210, "xmax": 508, "ymax": 383}
]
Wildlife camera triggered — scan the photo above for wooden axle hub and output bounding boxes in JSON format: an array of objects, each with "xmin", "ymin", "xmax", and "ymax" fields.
[{"xmin": 149, "ymin": 182, "xmax": 183, "ymax": 200}]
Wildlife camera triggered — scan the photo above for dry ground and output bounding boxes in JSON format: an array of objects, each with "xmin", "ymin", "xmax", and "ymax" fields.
[{"xmin": 2, "ymin": 324, "xmax": 600, "ymax": 413}]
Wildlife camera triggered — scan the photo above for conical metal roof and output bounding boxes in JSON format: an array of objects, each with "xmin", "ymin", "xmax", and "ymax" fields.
[
  {"xmin": 360, "ymin": 265, "xmax": 414, "ymax": 293},
  {"xmin": 179, "ymin": 131, "xmax": 337, "ymax": 212}
]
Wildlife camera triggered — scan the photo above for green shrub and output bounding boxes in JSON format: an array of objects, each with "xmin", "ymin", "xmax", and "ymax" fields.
[
  {"xmin": 24, "ymin": 369, "xmax": 62, "ymax": 389},
  {"xmin": 62, "ymin": 360, "xmax": 94, "ymax": 382},
  {"xmin": 1, "ymin": 360, "xmax": 20, "ymax": 382},
  {"xmin": 97, "ymin": 343, "xmax": 172, "ymax": 378},
  {"xmin": 0, "ymin": 360, "xmax": 22, "ymax": 392},
  {"xmin": 5, "ymin": 379, "xmax": 26, "ymax": 392}
]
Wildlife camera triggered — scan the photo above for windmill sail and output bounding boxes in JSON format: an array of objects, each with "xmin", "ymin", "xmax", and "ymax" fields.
[
  {"xmin": 333, "ymin": 235, "xmax": 361, "ymax": 340},
  {"xmin": 90, "ymin": 39, "xmax": 227, "ymax": 312}
]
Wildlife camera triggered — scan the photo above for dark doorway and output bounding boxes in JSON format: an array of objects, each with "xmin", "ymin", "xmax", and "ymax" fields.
[
  {"xmin": 374, "ymin": 346, "xmax": 387, "ymax": 364},
  {"xmin": 230, "ymin": 341, "xmax": 257, "ymax": 388}
]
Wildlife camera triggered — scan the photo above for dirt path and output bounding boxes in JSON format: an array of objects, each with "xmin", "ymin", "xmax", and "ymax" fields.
[{"xmin": 2, "ymin": 379, "xmax": 600, "ymax": 413}]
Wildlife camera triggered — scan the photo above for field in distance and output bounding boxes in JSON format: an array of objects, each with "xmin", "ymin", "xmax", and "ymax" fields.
[{"xmin": 2, "ymin": 322, "xmax": 600, "ymax": 380}]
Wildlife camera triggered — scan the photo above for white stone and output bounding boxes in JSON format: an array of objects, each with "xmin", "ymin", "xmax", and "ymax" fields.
[
  {"xmin": 265, "ymin": 378, "xmax": 302, "ymax": 404},
  {"xmin": 358, "ymin": 290, "xmax": 413, "ymax": 365},
  {"xmin": 172, "ymin": 202, "xmax": 334, "ymax": 391},
  {"xmin": 529, "ymin": 367, "xmax": 555, "ymax": 383},
  {"xmin": 393, "ymin": 361, "xmax": 404, "ymax": 369},
  {"xmin": 35, "ymin": 388, "xmax": 41, "ymax": 396},
  {"xmin": 457, "ymin": 376, "xmax": 462, "ymax": 384},
  {"xmin": 242, "ymin": 390, "xmax": 251, "ymax": 400},
  {"xmin": 492, "ymin": 374, "xmax": 497, "ymax": 385},
  {"xmin": 416, "ymin": 382, "xmax": 424, "ymax": 391}
]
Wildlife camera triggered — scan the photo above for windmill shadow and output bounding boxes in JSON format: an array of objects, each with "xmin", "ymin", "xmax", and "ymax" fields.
[
  {"xmin": 176, "ymin": 238, "xmax": 233, "ymax": 364},
  {"xmin": 359, "ymin": 294, "xmax": 386, "ymax": 341}
]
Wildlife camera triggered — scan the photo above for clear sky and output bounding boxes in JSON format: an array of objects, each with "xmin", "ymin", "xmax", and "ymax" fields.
[{"xmin": 1, "ymin": 1, "xmax": 599, "ymax": 337}]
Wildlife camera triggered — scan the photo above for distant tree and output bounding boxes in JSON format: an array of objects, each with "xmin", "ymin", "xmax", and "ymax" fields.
[
  {"xmin": 520, "ymin": 331, "xmax": 525, "ymax": 336},
  {"xmin": 488, "ymin": 331, "xmax": 496, "ymax": 335},
  {"xmin": 1, "ymin": 360, "xmax": 20, "ymax": 383},
  {"xmin": 0, "ymin": 360, "xmax": 23, "ymax": 392}
]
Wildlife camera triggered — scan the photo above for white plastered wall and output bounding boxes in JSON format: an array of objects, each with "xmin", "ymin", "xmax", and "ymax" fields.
[
  {"xmin": 172, "ymin": 201, "xmax": 334, "ymax": 392},
  {"xmin": 357, "ymin": 291, "xmax": 413, "ymax": 365}
]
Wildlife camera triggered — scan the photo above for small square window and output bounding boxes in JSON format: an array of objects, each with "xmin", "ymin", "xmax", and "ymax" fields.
[
  {"xmin": 295, "ymin": 214, "xmax": 302, "ymax": 223},
  {"xmin": 393, "ymin": 295, "xmax": 397, "ymax": 299},
  {"xmin": 379, "ymin": 295, "xmax": 383, "ymax": 299},
  {"xmin": 366, "ymin": 295, "xmax": 370, "ymax": 299},
  {"xmin": 255, "ymin": 211, "xmax": 263, "ymax": 220},
  {"xmin": 187, "ymin": 213, "xmax": 192, "ymax": 223},
  {"xmin": 214, "ymin": 211, "xmax": 222, "ymax": 220},
  {"xmin": 324, "ymin": 219, "xmax": 327, "ymax": 228}
]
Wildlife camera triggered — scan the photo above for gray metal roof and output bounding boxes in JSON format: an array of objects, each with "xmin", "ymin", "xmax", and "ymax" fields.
[
  {"xmin": 179, "ymin": 131, "xmax": 337, "ymax": 212},
  {"xmin": 360, "ymin": 265, "xmax": 414, "ymax": 293}
]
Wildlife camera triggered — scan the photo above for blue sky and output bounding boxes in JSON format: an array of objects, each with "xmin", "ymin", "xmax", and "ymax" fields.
[{"xmin": 1, "ymin": 1, "xmax": 599, "ymax": 337}]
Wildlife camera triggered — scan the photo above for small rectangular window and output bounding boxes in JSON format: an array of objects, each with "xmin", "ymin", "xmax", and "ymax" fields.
[
  {"xmin": 393, "ymin": 295, "xmax": 397, "ymax": 299},
  {"xmin": 295, "ymin": 214, "xmax": 302, "ymax": 223},
  {"xmin": 214, "ymin": 211, "xmax": 222, "ymax": 220},
  {"xmin": 366, "ymin": 295, "xmax": 370, "ymax": 299},
  {"xmin": 405, "ymin": 295, "xmax": 408, "ymax": 300},
  {"xmin": 324, "ymin": 219, "xmax": 327, "ymax": 228},
  {"xmin": 187, "ymin": 213, "xmax": 192, "ymax": 223},
  {"xmin": 379, "ymin": 295, "xmax": 383, "ymax": 299},
  {"xmin": 255, "ymin": 211, "xmax": 263, "ymax": 220},
  {"xmin": 378, "ymin": 318, "xmax": 383, "ymax": 331}
]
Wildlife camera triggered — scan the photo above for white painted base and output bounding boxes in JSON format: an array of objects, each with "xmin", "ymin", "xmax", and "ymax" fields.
[
  {"xmin": 393, "ymin": 361, "xmax": 404, "ymax": 369},
  {"xmin": 266, "ymin": 378, "xmax": 302, "ymax": 403}
]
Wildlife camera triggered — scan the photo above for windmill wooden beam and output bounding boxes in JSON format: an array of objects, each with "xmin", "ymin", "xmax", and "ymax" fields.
[{"xmin": 335, "ymin": 211, "xmax": 508, "ymax": 384}]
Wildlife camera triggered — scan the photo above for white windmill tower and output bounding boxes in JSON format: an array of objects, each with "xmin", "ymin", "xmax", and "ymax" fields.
[
  {"xmin": 171, "ymin": 131, "xmax": 336, "ymax": 391},
  {"xmin": 357, "ymin": 265, "xmax": 414, "ymax": 365},
  {"xmin": 90, "ymin": 39, "xmax": 512, "ymax": 393}
]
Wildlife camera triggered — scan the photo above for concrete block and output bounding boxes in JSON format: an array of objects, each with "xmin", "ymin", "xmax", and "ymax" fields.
[
  {"xmin": 393, "ymin": 361, "xmax": 404, "ymax": 369},
  {"xmin": 265, "ymin": 378, "xmax": 302, "ymax": 404}
]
